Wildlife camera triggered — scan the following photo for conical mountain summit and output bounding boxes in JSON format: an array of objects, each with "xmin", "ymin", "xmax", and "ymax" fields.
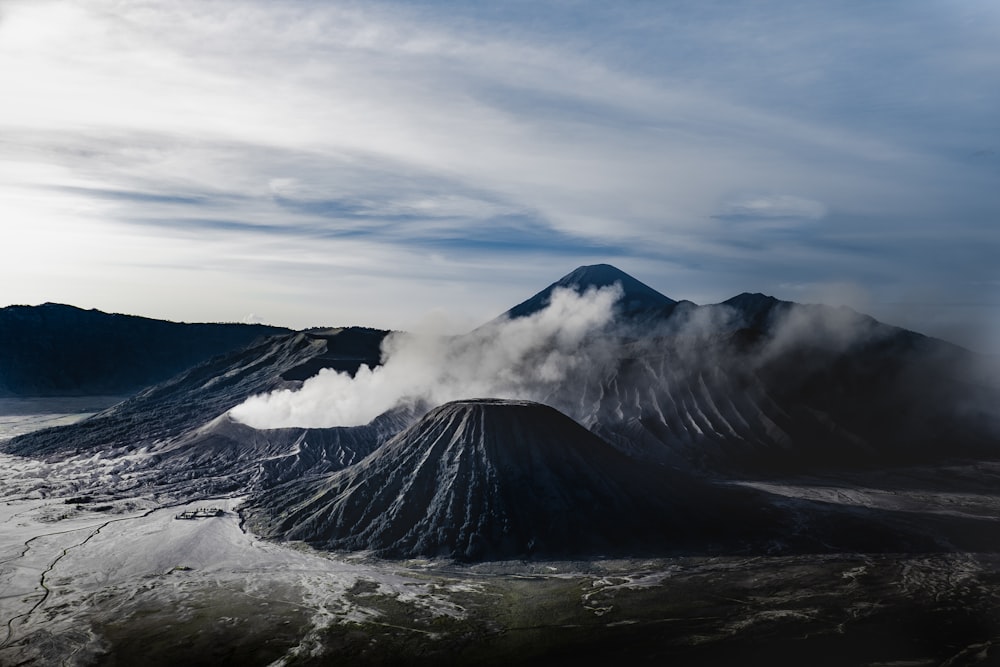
[
  {"xmin": 503, "ymin": 263, "xmax": 677, "ymax": 320},
  {"xmin": 243, "ymin": 399, "xmax": 778, "ymax": 560}
]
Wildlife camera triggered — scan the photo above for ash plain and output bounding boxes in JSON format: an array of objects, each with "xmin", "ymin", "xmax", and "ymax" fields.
[{"xmin": 3, "ymin": 410, "xmax": 1000, "ymax": 667}]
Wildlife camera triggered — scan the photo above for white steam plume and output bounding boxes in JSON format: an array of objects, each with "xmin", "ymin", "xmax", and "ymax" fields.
[{"xmin": 230, "ymin": 284, "xmax": 624, "ymax": 428}]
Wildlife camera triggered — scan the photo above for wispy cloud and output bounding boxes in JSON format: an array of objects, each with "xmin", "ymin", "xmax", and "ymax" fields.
[
  {"xmin": 0, "ymin": 0, "xmax": 996, "ymax": 351},
  {"xmin": 714, "ymin": 195, "xmax": 827, "ymax": 224}
]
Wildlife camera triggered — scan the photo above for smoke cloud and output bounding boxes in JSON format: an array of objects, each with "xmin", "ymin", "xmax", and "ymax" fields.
[
  {"xmin": 230, "ymin": 284, "xmax": 624, "ymax": 428},
  {"xmin": 761, "ymin": 303, "xmax": 891, "ymax": 362},
  {"xmin": 230, "ymin": 276, "xmax": 997, "ymax": 450}
]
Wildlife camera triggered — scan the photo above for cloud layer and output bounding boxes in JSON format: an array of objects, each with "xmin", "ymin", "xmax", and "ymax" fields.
[{"xmin": 0, "ymin": 1, "xmax": 996, "ymax": 351}]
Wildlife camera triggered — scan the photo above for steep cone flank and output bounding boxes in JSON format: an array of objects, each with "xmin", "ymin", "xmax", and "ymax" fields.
[
  {"xmin": 503, "ymin": 264, "xmax": 676, "ymax": 321},
  {"xmin": 244, "ymin": 399, "xmax": 770, "ymax": 561}
]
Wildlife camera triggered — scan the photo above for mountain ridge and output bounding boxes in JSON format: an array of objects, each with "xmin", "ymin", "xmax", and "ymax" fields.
[
  {"xmin": 3, "ymin": 263, "xmax": 996, "ymax": 503},
  {"xmin": 0, "ymin": 302, "xmax": 290, "ymax": 397}
]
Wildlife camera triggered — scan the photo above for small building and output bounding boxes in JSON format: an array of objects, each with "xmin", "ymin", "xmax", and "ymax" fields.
[{"xmin": 174, "ymin": 507, "xmax": 226, "ymax": 520}]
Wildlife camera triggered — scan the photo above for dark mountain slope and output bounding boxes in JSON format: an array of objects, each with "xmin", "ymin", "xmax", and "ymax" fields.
[
  {"xmin": 0, "ymin": 303, "xmax": 289, "ymax": 397},
  {"xmin": 1, "ymin": 328, "xmax": 415, "ymax": 501},
  {"xmin": 141, "ymin": 407, "xmax": 415, "ymax": 497},
  {"xmin": 583, "ymin": 299, "xmax": 999, "ymax": 474},
  {"xmin": 503, "ymin": 264, "xmax": 676, "ymax": 321},
  {"xmin": 1, "ymin": 328, "xmax": 414, "ymax": 498},
  {"xmin": 1, "ymin": 331, "xmax": 325, "ymax": 459},
  {"xmin": 243, "ymin": 399, "xmax": 784, "ymax": 561},
  {"xmin": 280, "ymin": 326, "xmax": 388, "ymax": 381}
]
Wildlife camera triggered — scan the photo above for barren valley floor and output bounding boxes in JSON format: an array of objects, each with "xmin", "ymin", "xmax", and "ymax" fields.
[{"xmin": 3, "ymin": 407, "xmax": 1000, "ymax": 666}]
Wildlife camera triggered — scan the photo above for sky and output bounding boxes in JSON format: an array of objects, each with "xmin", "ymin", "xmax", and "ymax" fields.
[{"xmin": 1, "ymin": 0, "xmax": 997, "ymax": 353}]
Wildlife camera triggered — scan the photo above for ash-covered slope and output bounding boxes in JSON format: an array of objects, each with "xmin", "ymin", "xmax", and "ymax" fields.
[
  {"xmin": 1, "ymin": 327, "xmax": 410, "ymax": 498},
  {"xmin": 2, "ymin": 327, "xmax": 392, "ymax": 459},
  {"xmin": 503, "ymin": 263, "xmax": 676, "ymax": 321},
  {"xmin": 0, "ymin": 302, "xmax": 289, "ymax": 397},
  {"xmin": 141, "ymin": 408, "xmax": 416, "ymax": 497},
  {"xmin": 1, "ymin": 332, "xmax": 324, "ymax": 459},
  {"xmin": 490, "ymin": 266, "xmax": 998, "ymax": 474},
  {"xmin": 243, "ymin": 399, "xmax": 779, "ymax": 561},
  {"xmin": 583, "ymin": 295, "xmax": 999, "ymax": 473}
]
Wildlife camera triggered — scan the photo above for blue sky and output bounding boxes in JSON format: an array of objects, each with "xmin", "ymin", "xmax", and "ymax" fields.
[{"xmin": 1, "ymin": 0, "xmax": 997, "ymax": 352}]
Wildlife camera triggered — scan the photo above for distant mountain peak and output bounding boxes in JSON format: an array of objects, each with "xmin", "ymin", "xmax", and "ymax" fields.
[
  {"xmin": 718, "ymin": 292, "xmax": 790, "ymax": 330},
  {"xmin": 502, "ymin": 264, "xmax": 676, "ymax": 321},
  {"xmin": 555, "ymin": 263, "xmax": 637, "ymax": 286},
  {"xmin": 723, "ymin": 292, "xmax": 782, "ymax": 306}
]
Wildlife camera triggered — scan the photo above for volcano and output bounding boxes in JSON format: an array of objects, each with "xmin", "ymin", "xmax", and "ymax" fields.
[
  {"xmin": 3, "ymin": 264, "xmax": 997, "ymax": 502},
  {"xmin": 243, "ymin": 399, "xmax": 778, "ymax": 561},
  {"xmin": 503, "ymin": 263, "xmax": 677, "ymax": 321}
]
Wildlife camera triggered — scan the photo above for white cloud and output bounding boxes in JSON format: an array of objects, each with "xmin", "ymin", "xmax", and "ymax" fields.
[
  {"xmin": 0, "ymin": 0, "xmax": 930, "ymax": 240},
  {"xmin": 231, "ymin": 284, "xmax": 623, "ymax": 428},
  {"xmin": 718, "ymin": 194, "xmax": 828, "ymax": 222}
]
